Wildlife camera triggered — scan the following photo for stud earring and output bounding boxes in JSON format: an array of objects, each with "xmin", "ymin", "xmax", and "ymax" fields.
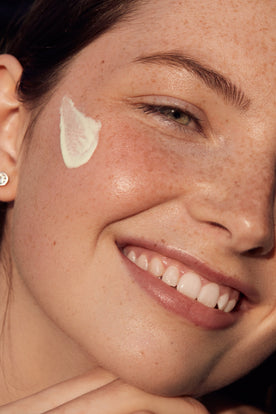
[{"xmin": 0, "ymin": 172, "xmax": 9, "ymax": 186}]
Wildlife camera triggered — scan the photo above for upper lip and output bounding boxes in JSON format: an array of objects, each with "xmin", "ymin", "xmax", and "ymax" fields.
[{"xmin": 117, "ymin": 237, "xmax": 260, "ymax": 303}]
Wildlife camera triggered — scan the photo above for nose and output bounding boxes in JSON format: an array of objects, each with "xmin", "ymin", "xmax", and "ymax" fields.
[{"xmin": 186, "ymin": 167, "xmax": 275, "ymax": 257}]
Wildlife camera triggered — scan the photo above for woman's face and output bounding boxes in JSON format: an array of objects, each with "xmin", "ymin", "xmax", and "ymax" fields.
[{"xmin": 11, "ymin": 0, "xmax": 276, "ymax": 396}]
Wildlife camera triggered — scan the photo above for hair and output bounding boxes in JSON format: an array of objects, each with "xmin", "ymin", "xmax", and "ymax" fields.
[
  {"xmin": 0, "ymin": 0, "xmax": 143, "ymax": 244},
  {"xmin": 1, "ymin": 0, "xmax": 143, "ymax": 108}
]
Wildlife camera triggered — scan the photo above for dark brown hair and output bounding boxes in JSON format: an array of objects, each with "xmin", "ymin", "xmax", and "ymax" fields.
[{"xmin": 1, "ymin": 0, "xmax": 142, "ymax": 108}]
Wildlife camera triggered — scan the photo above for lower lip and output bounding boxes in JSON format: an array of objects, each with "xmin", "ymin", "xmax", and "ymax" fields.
[{"xmin": 120, "ymin": 250, "xmax": 241, "ymax": 330}]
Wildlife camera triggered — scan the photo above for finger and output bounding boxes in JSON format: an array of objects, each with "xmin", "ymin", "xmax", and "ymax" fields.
[
  {"xmin": 44, "ymin": 379, "xmax": 210, "ymax": 414},
  {"xmin": 0, "ymin": 368, "xmax": 117, "ymax": 414}
]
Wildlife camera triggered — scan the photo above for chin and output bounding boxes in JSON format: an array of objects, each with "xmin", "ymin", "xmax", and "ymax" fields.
[{"xmin": 101, "ymin": 352, "xmax": 218, "ymax": 397}]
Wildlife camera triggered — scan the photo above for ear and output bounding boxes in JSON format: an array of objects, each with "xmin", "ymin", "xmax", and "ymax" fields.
[{"xmin": 0, "ymin": 54, "xmax": 27, "ymax": 202}]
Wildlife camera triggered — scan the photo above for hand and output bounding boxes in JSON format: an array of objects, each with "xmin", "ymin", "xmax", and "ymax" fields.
[{"xmin": 0, "ymin": 368, "xmax": 209, "ymax": 414}]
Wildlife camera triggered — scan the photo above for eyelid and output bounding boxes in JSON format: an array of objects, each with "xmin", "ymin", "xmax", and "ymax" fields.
[
  {"xmin": 131, "ymin": 95, "xmax": 205, "ymax": 120},
  {"xmin": 129, "ymin": 95, "xmax": 208, "ymax": 136}
]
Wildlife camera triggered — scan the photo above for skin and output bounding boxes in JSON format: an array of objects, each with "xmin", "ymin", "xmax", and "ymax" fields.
[{"xmin": 0, "ymin": 0, "xmax": 275, "ymax": 411}]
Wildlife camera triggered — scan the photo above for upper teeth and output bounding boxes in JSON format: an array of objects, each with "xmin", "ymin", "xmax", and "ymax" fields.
[{"xmin": 124, "ymin": 249, "xmax": 239, "ymax": 313}]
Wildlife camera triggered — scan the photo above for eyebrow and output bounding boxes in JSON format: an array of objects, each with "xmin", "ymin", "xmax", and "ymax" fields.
[{"xmin": 135, "ymin": 52, "xmax": 251, "ymax": 111}]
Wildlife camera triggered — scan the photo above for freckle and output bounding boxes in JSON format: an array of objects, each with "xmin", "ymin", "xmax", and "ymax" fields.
[{"xmin": 161, "ymin": 239, "xmax": 165, "ymax": 244}]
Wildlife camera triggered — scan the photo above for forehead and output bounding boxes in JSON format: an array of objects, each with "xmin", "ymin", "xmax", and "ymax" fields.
[
  {"xmin": 130, "ymin": 0, "xmax": 275, "ymax": 68},
  {"xmin": 133, "ymin": 0, "xmax": 276, "ymax": 42},
  {"xmin": 65, "ymin": 0, "xmax": 276, "ymax": 117},
  {"xmin": 112, "ymin": 0, "xmax": 275, "ymax": 105}
]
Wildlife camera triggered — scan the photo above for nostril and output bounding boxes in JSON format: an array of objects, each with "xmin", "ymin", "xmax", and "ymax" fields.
[
  {"xmin": 245, "ymin": 246, "xmax": 264, "ymax": 256},
  {"xmin": 206, "ymin": 220, "xmax": 274, "ymax": 256},
  {"xmin": 188, "ymin": 196, "xmax": 275, "ymax": 254},
  {"xmin": 244, "ymin": 244, "xmax": 274, "ymax": 257}
]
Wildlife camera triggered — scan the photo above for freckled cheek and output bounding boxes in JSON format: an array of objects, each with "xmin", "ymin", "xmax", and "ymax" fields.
[
  {"xmin": 20, "ymin": 129, "xmax": 170, "ymax": 235},
  {"xmin": 21, "ymin": 113, "xmax": 195, "ymax": 233},
  {"xmin": 82, "ymin": 123, "xmax": 182, "ymax": 219}
]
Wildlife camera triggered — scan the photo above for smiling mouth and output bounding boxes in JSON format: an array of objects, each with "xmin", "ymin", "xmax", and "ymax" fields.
[{"xmin": 123, "ymin": 246, "xmax": 240, "ymax": 313}]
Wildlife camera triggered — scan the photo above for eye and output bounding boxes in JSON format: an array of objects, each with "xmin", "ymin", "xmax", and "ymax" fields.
[
  {"xmin": 137, "ymin": 104, "xmax": 203, "ymax": 135},
  {"xmin": 158, "ymin": 107, "xmax": 194, "ymax": 126}
]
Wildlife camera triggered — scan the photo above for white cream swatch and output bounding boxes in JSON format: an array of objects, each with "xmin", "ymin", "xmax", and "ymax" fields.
[{"xmin": 60, "ymin": 96, "xmax": 102, "ymax": 168}]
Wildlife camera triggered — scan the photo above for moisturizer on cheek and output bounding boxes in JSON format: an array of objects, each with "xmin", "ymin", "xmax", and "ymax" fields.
[{"xmin": 60, "ymin": 96, "xmax": 102, "ymax": 168}]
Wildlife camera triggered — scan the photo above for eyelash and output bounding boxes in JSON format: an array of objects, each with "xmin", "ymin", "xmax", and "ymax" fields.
[{"xmin": 137, "ymin": 104, "xmax": 204, "ymax": 135}]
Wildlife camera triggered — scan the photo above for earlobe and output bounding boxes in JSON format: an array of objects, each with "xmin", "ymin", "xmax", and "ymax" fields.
[{"xmin": 0, "ymin": 54, "xmax": 26, "ymax": 202}]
